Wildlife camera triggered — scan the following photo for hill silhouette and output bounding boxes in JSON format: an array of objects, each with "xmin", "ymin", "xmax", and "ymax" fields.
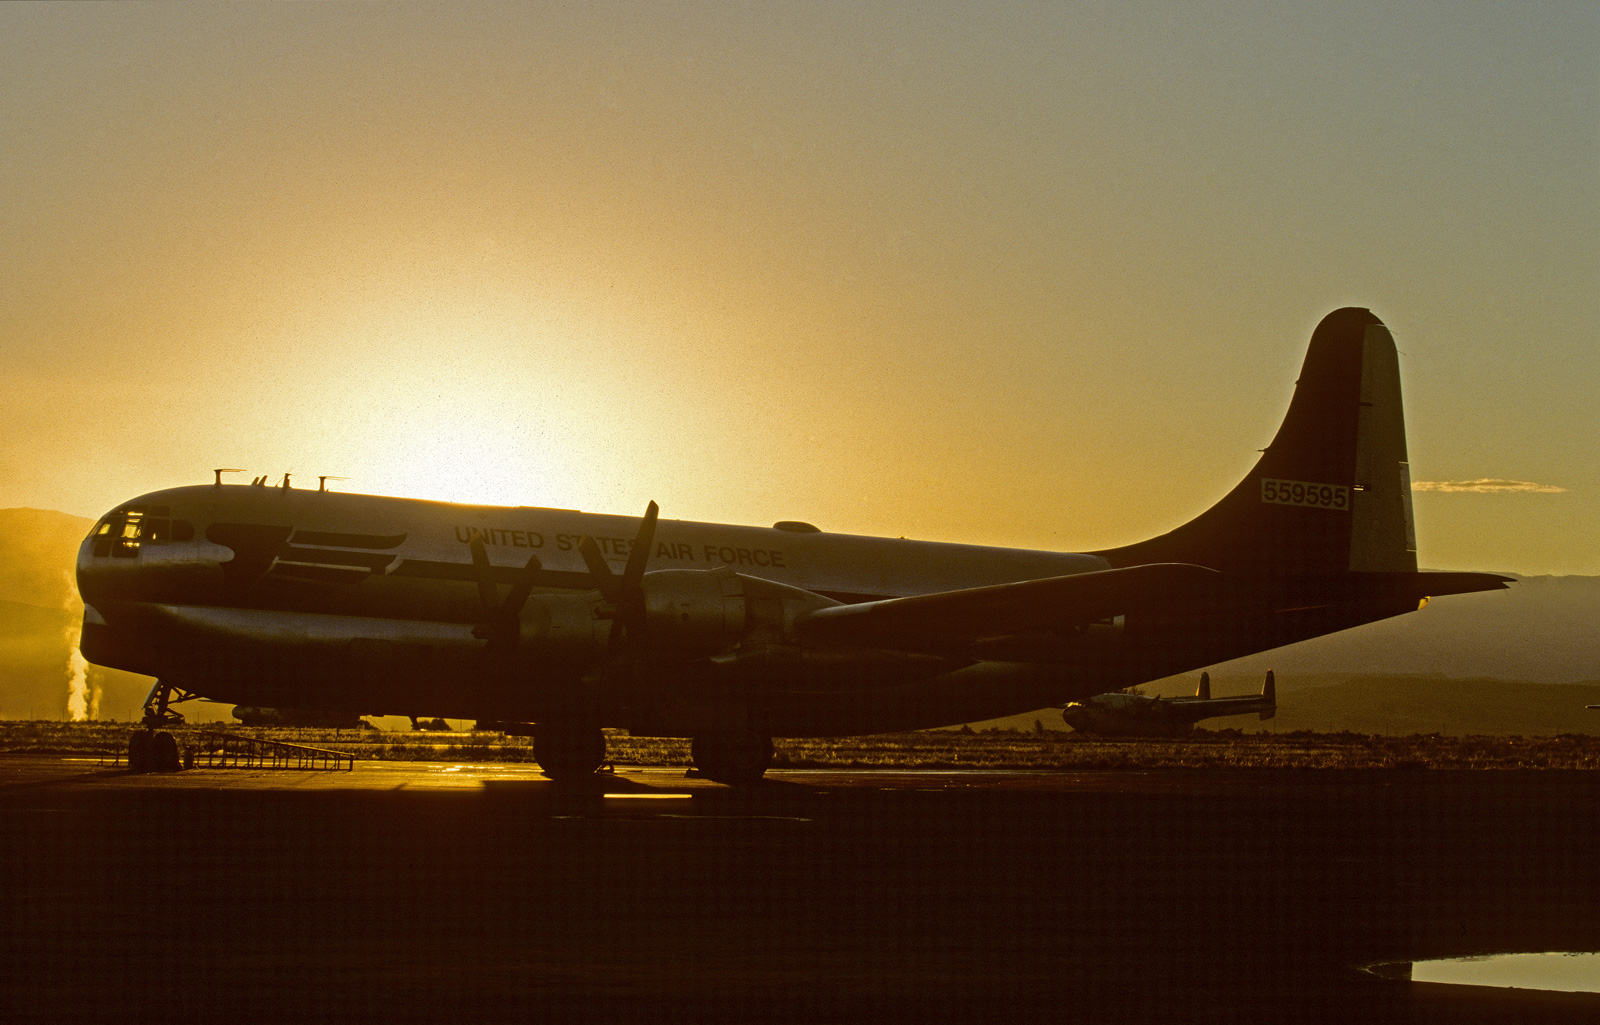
[
  {"xmin": 1251, "ymin": 676, "xmax": 1600, "ymax": 736},
  {"xmin": 0, "ymin": 508, "xmax": 93, "ymax": 610},
  {"xmin": 980, "ymin": 675, "xmax": 1600, "ymax": 737},
  {"xmin": 1192, "ymin": 573, "xmax": 1600, "ymax": 683},
  {"xmin": 972, "ymin": 572, "xmax": 1600, "ymax": 736}
]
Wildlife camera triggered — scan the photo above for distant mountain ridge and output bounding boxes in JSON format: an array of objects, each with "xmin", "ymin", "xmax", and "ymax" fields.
[
  {"xmin": 1252, "ymin": 676, "xmax": 1600, "ymax": 736},
  {"xmin": 1198, "ymin": 573, "xmax": 1600, "ymax": 683},
  {"xmin": 978, "ymin": 675, "xmax": 1600, "ymax": 737},
  {"xmin": 0, "ymin": 509, "xmax": 151, "ymax": 721},
  {"xmin": 0, "ymin": 508, "xmax": 93, "ymax": 611}
]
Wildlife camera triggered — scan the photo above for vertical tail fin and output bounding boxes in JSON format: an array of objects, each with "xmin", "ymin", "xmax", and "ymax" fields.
[
  {"xmin": 1197, "ymin": 671, "xmax": 1211, "ymax": 700},
  {"xmin": 1096, "ymin": 308, "xmax": 1418, "ymax": 575},
  {"xmin": 1259, "ymin": 670, "xmax": 1276, "ymax": 720}
]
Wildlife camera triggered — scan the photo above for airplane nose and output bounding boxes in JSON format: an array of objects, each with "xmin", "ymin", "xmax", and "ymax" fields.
[{"xmin": 77, "ymin": 506, "xmax": 216, "ymax": 606}]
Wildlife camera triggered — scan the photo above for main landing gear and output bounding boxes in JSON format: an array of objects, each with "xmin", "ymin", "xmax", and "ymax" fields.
[
  {"xmin": 691, "ymin": 730, "xmax": 774, "ymax": 787},
  {"xmin": 126, "ymin": 680, "xmax": 195, "ymax": 774},
  {"xmin": 533, "ymin": 725, "xmax": 607, "ymax": 782},
  {"xmin": 529, "ymin": 725, "xmax": 774, "ymax": 787}
]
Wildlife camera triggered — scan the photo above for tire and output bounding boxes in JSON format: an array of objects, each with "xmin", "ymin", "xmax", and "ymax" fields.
[
  {"xmin": 126, "ymin": 731, "xmax": 153, "ymax": 773},
  {"xmin": 691, "ymin": 731, "xmax": 773, "ymax": 787},
  {"xmin": 152, "ymin": 731, "xmax": 181, "ymax": 772},
  {"xmin": 533, "ymin": 726, "xmax": 606, "ymax": 782}
]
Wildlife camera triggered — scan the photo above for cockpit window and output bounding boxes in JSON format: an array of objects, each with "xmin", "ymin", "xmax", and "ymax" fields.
[{"xmin": 90, "ymin": 505, "xmax": 193, "ymax": 557}]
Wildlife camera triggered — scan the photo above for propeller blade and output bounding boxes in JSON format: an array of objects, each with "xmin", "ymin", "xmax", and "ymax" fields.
[
  {"xmin": 498, "ymin": 552, "xmax": 544, "ymax": 626},
  {"xmin": 621, "ymin": 500, "xmax": 659, "ymax": 586},
  {"xmin": 469, "ymin": 541, "xmax": 541, "ymax": 647},
  {"xmin": 468, "ymin": 535, "xmax": 498, "ymax": 615},
  {"xmin": 578, "ymin": 501, "xmax": 660, "ymax": 650},
  {"xmin": 577, "ymin": 535, "xmax": 623, "ymax": 604},
  {"xmin": 472, "ymin": 553, "xmax": 544, "ymax": 645}
]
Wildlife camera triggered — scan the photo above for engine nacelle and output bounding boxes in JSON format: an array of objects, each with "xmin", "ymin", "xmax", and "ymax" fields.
[
  {"xmin": 641, "ymin": 568, "xmax": 746, "ymax": 655},
  {"xmin": 639, "ymin": 567, "xmax": 839, "ymax": 657}
]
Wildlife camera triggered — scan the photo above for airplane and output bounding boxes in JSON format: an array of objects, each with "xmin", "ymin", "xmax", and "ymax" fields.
[
  {"xmin": 228, "ymin": 705, "xmax": 372, "ymax": 729},
  {"xmin": 77, "ymin": 307, "xmax": 1509, "ymax": 783},
  {"xmin": 1061, "ymin": 670, "xmax": 1276, "ymax": 737}
]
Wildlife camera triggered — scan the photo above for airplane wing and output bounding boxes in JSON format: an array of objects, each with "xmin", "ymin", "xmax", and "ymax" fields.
[
  {"xmin": 793, "ymin": 565, "xmax": 1511, "ymax": 653},
  {"xmin": 794, "ymin": 563, "xmax": 1221, "ymax": 649}
]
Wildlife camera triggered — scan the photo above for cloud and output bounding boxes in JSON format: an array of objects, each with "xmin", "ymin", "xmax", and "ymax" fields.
[{"xmin": 1411, "ymin": 479, "xmax": 1567, "ymax": 494}]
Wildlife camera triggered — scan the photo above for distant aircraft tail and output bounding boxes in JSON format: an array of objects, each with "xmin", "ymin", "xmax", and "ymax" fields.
[{"xmin": 1096, "ymin": 308, "xmax": 1418, "ymax": 576}]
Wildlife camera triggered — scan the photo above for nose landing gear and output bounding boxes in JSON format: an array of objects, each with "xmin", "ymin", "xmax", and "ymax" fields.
[
  {"xmin": 125, "ymin": 680, "xmax": 196, "ymax": 773},
  {"xmin": 126, "ymin": 728, "xmax": 188, "ymax": 773}
]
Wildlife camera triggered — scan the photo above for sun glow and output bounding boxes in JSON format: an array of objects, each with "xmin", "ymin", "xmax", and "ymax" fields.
[
  {"xmin": 276, "ymin": 294, "xmax": 636, "ymax": 511},
  {"xmin": 348, "ymin": 391, "xmax": 600, "ymax": 510}
]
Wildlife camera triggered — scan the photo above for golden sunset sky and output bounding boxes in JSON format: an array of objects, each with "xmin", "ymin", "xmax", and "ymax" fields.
[{"xmin": 2, "ymin": 3, "xmax": 1595, "ymax": 573}]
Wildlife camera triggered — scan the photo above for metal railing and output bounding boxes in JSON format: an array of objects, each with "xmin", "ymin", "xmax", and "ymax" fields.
[
  {"xmin": 99, "ymin": 731, "xmax": 358, "ymax": 771},
  {"xmin": 193, "ymin": 731, "xmax": 357, "ymax": 771}
]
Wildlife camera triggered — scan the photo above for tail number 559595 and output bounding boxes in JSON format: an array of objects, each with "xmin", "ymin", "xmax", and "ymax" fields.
[{"xmin": 1261, "ymin": 478, "xmax": 1349, "ymax": 510}]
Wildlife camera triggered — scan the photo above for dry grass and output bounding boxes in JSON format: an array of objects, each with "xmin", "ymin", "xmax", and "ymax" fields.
[{"xmin": 6, "ymin": 721, "xmax": 1600, "ymax": 770}]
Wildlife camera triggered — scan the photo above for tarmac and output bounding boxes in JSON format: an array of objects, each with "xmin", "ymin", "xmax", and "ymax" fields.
[{"xmin": 3, "ymin": 756, "xmax": 1599, "ymax": 1024}]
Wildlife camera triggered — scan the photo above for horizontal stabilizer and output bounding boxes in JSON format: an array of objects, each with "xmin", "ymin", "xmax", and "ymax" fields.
[
  {"xmin": 1409, "ymin": 571, "xmax": 1514, "ymax": 597},
  {"xmin": 795, "ymin": 563, "xmax": 1221, "ymax": 649},
  {"xmin": 1237, "ymin": 570, "xmax": 1512, "ymax": 613},
  {"xmin": 1357, "ymin": 570, "xmax": 1512, "ymax": 604}
]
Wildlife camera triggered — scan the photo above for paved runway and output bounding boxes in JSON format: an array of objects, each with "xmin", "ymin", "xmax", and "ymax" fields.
[{"xmin": 3, "ymin": 757, "xmax": 1599, "ymax": 1024}]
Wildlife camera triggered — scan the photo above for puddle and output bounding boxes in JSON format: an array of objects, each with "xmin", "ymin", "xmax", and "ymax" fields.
[{"xmin": 1372, "ymin": 953, "xmax": 1600, "ymax": 993}]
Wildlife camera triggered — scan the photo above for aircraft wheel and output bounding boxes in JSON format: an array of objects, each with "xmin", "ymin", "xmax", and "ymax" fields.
[
  {"xmin": 126, "ymin": 730, "xmax": 152, "ymax": 773},
  {"xmin": 151, "ymin": 731, "xmax": 181, "ymax": 772},
  {"xmin": 691, "ymin": 731, "xmax": 773, "ymax": 787},
  {"xmin": 533, "ymin": 725, "xmax": 606, "ymax": 782}
]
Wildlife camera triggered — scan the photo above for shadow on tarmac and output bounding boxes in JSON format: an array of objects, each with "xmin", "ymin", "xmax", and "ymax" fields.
[{"xmin": 2, "ymin": 761, "xmax": 1598, "ymax": 1024}]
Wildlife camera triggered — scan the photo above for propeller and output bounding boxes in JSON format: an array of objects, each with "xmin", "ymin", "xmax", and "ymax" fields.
[
  {"xmin": 468, "ymin": 535, "xmax": 544, "ymax": 653},
  {"xmin": 578, "ymin": 500, "xmax": 659, "ymax": 650}
]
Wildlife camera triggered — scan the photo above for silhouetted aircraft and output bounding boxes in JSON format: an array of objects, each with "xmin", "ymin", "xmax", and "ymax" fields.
[
  {"xmin": 230, "ymin": 705, "xmax": 371, "ymax": 729},
  {"xmin": 1062, "ymin": 670, "xmax": 1276, "ymax": 737},
  {"xmin": 79, "ymin": 308, "xmax": 1508, "ymax": 783}
]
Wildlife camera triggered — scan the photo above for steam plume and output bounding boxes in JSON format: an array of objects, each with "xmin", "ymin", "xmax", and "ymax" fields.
[
  {"xmin": 60, "ymin": 568, "xmax": 98, "ymax": 721},
  {"xmin": 65, "ymin": 632, "xmax": 90, "ymax": 722}
]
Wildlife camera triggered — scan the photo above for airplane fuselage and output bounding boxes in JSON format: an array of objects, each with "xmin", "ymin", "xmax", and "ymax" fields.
[{"xmin": 79, "ymin": 483, "xmax": 1118, "ymax": 735}]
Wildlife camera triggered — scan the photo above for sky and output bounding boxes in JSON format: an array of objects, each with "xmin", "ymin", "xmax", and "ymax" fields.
[{"xmin": 2, "ymin": 2, "xmax": 1595, "ymax": 575}]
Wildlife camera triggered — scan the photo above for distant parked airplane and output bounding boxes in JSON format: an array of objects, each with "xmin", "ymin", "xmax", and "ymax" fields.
[
  {"xmin": 1062, "ymin": 671, "xmax": 1277, "ymax": 737},
  {"xmin": 230, "ymin": 706, "xmax": 370, "ymax": 729}
]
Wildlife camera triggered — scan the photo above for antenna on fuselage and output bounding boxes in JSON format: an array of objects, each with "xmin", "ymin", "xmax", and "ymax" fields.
[
  {"xmin": 317, "ymin": 476, "xmax": 348, "ymax": 493},
  {"xmin": 251, "ymin": 476, "xmax": 268, "ymax": 486},
  {"xmin": 212, "ymin": 468, "xmax": 245, "ymax": 487},
  {"xmin": 279, "ymin": 474, "xmax": 293, "ymax": 489}
]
